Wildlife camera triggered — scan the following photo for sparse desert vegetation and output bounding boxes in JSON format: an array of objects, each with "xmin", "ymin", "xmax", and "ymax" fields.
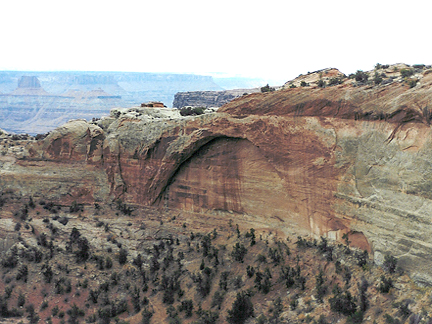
[{"xmin": 0, "ymin": 193, "xmax": 431, "ymax": 324}]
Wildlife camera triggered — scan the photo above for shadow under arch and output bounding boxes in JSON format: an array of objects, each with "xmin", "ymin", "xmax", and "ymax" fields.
[{"xmin": 155, "ymin": 136, "xmax": 294, "ymax": 221}]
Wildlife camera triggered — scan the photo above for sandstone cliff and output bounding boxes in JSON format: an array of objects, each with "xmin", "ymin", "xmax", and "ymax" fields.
[{"xmin": 3, "ymin": 64, "xmax": 432, "ymax": 284}]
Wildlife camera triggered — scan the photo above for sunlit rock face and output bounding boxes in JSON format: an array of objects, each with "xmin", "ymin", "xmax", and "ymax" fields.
[{"xmin": 4, "ymin": 65, "xmax": 432, "ymax": 284}]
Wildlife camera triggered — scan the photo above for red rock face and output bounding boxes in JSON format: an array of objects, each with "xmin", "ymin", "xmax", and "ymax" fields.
[
  {"xmin": 97, "ymin": 115, "xmax": 352, "ymax": 245},
  {"xmin": 15, "ymin": 71, "xmax": 432, "ymax": 282}
]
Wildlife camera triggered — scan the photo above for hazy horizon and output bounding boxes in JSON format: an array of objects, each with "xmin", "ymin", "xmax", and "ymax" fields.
[{"xmin": 2, "ymin": 0, "xmax": 430, "ymax": 87}]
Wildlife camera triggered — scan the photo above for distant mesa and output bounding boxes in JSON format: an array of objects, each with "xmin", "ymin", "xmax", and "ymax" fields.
[
  {"xmin": 18, "ymin": 75, "xmax": 42, "ymax": 88},
  {"xmin": 86, "ymin": 88, "xmax": 121, "ymax": 99},
  {"xmin": 0, "ymin": 77, "xmax": 124, "ymax": 134},
  {"xmin": 61, "ymin": 88, "xmax": 121, "ymax": 99},
  {"xmin": 10, "ymin": 76, "xmax": 50, "ymax": 96}
]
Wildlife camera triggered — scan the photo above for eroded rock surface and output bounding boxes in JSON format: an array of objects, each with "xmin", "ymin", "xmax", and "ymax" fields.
[{"xmin": 3, "ymin": 64, "xmax": 432, "ymax": 284}]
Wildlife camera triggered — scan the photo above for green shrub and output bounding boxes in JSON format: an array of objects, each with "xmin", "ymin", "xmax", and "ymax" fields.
[
  {"xmin": 260, "ymin": 84, "xmax": 275, "ymax": 93},
  {"xmin": 161, "ymin": 271, "xmax": 182, "ymax": 304},
  {"xmin": 179, "ymin": 106, "xmax": 205, "ymax": 116},
  {"xmin": 75, "ymin": 237, "xmax": 90, "ymax": 262},
  {"xmin": 290, "ymin": 297, "xmax": 298, "ymax": 310},
  {"xmin": 196, "ymin": 309, "xmax": 219, "ymax": 324},
  {"xmin": 67, "ymin": 304, "xmax": 85, "ymax": 324},
  {"xmin": 4, "ymin": 286, "xmax": 13, "ymax": 299},
  {"xmin": 219, "ymin": 271, "xmax": 230, "ymax": 291},
  {"xmin": 177, "ymin": 299, "xmax": 193, "ymax": 318},
  {"xmin": 318, "ymin": 236, "xmax": 333, "ymax": 261},
  {"xmin": 231, "ymin": 275, "xmax": 243, "ymax": 290},
  {"xmin": 231, "ymin": 243, "xmax": 247, "ymax": 263},
  {"xmin": 254, "ymin": 269, "xmax": 273, "ymax": 293},
  {"xmin": 246, "ymin": 265, "xmax": 255, "ymax": 278},
  {"xmin": 16, "ymin": 264, "xmax": 28, "ymax": 282},
  {"xmin": 315, "ymin": 269, "xmax": 327, "ymax": 303},
  {"xmin": 17, "ymin": 292, "xmax": 25, "ymax": 307},
  {"xmin": 227, "ymin": 291, "xmax": 254, "ymax": 324},
  {"xmin": 115, "ymin": 199, "xmax": 133, "ymax": 215},
  {"xmin": 329, "ymin": 285, "xmax": 357, "ymax": 316},
  {"xmin": 196, "ymin": 268, "xmax": 213, "ymax": 297},
  {"xmin": 256, "ymin": 254, "xmax": 266, "ymax": 263},
  {"xmin": 27, "ymin": 304, "xmax": 40, "ymax": 324},
  {"xmin": 384, "ymin": 313, "xmax": 399, "ymax": 324},
  {"xmin": 256, "ymin": 314, "xmax": 268, "ymax": 324},
  {"xmin": 396, "ymin": 300, "xmax": 412, "ymax": 319},
  {"xmin": 86, "ymin": 313, "xmax": 97, "ymax": 323},
  {"xmin": 295, "ymin": 236, "xmax": 310, "ymax": 248},
  {"xmin": 141, "ymin": 307, "xmax": 154, "ymax": 324},
  {"xmin": 378, "ymin": 275, "xmax": 393, "ymax": 293},
  {"xmin": 70, "ymin": 201, "xmax": 83, "ymax": 213},
  {"xmin": 42, "ymin": 263, "xmax": 54, "ymax": 283},
  {"xmin": 374, "ymin": 72, "xmax": 383, "ymax": 85},
  {"xmin": 14, "ymin": 205, "xmax": 28, "ymax": 221},
  {"xmin": 328, "ymin": 77, "xmax": 344, "ymax": 86},
  {"xmin": 375, "ymin": 63, "xmax": 390, "ymax": 70},
  {"xmin": 407, "ymin": 79, "xmax": 418, "ymax": 88},
  {"xmin": 201, "ymin": 234, "xmax": 212, "ymax": 257},
  {"xmin": 383, "ymin": 255, "xmax": 397, "ymax": 273},
  {"xmin": 52, "ymin": 305, "xmax": 59, "ymax": 317},
  {"xmin": 118, "ymin": 248, "xmax": 128, "ymax": 265},
  {"xmin": 300, "ymin": 81, "xmax": 308, "ymax": 87},
  {"xmin": 317, "ymin": 79, "xmax": 326, "ymax": 88},
  {"xmin": 354, "ymin": 70, "xmax": 369, "ymax": 83},
  {"xmin": 356, "ymin": 250, "xmax": 369, "ymax": 268},
  {"xmin": 347, "ymin": 310, "xmax": 364, "ymax": 324},
  {"xmin": 245, "ymin": 228, "xmax": 256, "ymax": 246},
  {"xmin": 400, "ymin": 68, "xmax": 414, "ymax": 78},
  {"xmin": 272, "ymin": 297, "xmax": 284, "ymax": 318},
  {"xmin": 105, "ymin": 257, "xmax": 113, "ymax": 269},
  {"xmin": 211, "ymin": 290, "xmax": 225, "ymax": 309},
  {"xmin": 358, "ymin": 277, "xmax": 369, "ymax": 312}
]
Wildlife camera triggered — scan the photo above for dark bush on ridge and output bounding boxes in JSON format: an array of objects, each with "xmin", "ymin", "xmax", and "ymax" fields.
[{"xmin": 179, "ymin": 106, "xmax": 205, "ymax": 116}]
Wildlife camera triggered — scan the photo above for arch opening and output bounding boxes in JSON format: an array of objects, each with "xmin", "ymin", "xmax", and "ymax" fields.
[{"xmin": 159, "ymin": 137, "xmax": 293, "ymax": 220}]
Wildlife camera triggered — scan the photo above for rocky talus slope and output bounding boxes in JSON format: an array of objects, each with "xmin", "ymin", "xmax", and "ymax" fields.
[
  {"xmin": 1, "ymin": 194, "xmax": 427, "ymax": 324},
  {"xmin": 2, "ymin": 64, "xmax": 432, "ymax": 288}
]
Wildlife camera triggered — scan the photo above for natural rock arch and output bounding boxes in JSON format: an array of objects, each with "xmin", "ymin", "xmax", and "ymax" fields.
[{"xmin": 159, "ymin": 137, "xmax": 293, "ymax": 221}]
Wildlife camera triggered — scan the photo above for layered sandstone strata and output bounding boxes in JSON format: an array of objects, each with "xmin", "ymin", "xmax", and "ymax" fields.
[{"xmin": 172, "ymin": 88, "xmax": 261, "ymax": 108}]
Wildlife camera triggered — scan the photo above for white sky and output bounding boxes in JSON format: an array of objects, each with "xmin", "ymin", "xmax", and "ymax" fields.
[{"xmin": 1, "ymin": 0, "xmax": 431, "ymax": 85}]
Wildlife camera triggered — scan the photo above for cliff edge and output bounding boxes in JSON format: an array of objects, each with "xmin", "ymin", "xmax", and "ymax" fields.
[{"xmin": 3, "ymin": 64, "xmax": 432, "ymax": 284}]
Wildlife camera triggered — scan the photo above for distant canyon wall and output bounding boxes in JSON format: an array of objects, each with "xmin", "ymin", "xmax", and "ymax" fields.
[
  {"xmin": 172, "ymin": 88, "xmax": 261, "ymax": 108},
  {"xmin": 0, "ymin": 71, "xmax": 223, "ymax": 134}
]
